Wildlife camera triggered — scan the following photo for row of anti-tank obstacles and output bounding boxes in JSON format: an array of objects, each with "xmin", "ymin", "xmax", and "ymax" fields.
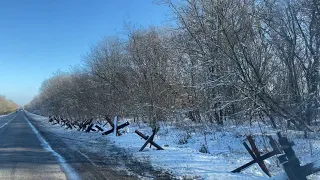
[
  {"xmin": 48, "ymin": 115, "xmax": 319, "ymax": 179},
  {"xmin": 232, "ymin": 132, "xmax": 320, "ymax": 179},
  {"xmin": 48, "ymin": 115, "xmax": 163, "ymax": 152}
]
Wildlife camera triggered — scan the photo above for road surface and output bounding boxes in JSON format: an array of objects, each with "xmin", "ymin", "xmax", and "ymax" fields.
[
  {"xmin": 0, "ymin": 112, "xmax": 174, "ymax": 180},
  {"xmin": 0, "ymin": 112, "xmax": 68, "ymax": 180}
]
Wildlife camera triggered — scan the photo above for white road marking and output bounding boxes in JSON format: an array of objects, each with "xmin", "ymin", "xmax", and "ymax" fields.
[
  {"xmin": 24, "ymin": 115, "xmax": 80, "ymax": 180},
  {"xmin": 0, "ymin": 114, "xmax": 18, "ymax": 129}
]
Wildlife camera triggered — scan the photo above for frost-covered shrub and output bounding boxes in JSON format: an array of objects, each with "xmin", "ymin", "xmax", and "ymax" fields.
[
  {"xmin": 199, "ymin": 144, "xmax": 210, "ymax": 154},
  {"xmin": 178, "ymin": 132, "xmax": 192, "ymax": 145}
]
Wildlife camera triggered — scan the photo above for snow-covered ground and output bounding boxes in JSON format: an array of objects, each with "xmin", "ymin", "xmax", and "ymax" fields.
[
  {"xmin": 25, "ymin": 112, "xmax": 320, "ymax": 180},
  {"xmin": 0, "ymin": 112, "xmax": 12, "ymax": 118}
]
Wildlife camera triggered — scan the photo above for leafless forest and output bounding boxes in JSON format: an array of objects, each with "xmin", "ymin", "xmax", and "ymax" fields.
[{"xmin": 25, "ymin": 0, "xmax": 320, "ymax": 133}]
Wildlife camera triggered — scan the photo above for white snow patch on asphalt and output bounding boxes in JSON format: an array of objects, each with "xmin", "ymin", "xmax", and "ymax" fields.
[{"xmin": 24, "ymin": 115, "xmax": 80, "ymax": 180}]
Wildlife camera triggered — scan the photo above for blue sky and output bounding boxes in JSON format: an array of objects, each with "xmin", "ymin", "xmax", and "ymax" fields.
[{"xmin": 0, "ymin": 0, "xmax": 171, "ymax": 105}]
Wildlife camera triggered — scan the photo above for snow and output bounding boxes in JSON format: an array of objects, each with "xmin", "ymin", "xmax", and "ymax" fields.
[
  {"xmin": 0, "ymin": 112, "xmax": 14, "ymax": 118},
  {"xmin": 108, "ymin": 125, "xmax": 276, "ymax": 179},
  {"xmin": 25, "ymin": 112, "xmax": 320, "ymax": 180}
]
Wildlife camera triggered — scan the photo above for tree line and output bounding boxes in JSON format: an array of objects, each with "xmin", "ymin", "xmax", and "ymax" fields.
[
  {"xmin": 25, "ymin": 0, "xmax": 320, "ymax": 130},
  {"xmin": 0, "ymin": 95, "xmax": 19, "ymax": 115}
]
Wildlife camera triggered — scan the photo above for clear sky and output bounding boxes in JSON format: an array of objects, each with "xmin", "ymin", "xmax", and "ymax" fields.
[{"xmin": 0, "ymin": 0, "xmax": 171, "ymax": 106}]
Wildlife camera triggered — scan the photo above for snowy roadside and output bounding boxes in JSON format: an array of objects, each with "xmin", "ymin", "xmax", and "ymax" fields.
[
  {"xmin": 25, "ymin": 112, "xmax": 320, "ymax": 180},
  {"xmin": 0, "ymin": 112, "xmax": 14, "ymax": 118},
  {"xmin": 24, "ymin": 112, "xmax": 174, "ymax": 180}
]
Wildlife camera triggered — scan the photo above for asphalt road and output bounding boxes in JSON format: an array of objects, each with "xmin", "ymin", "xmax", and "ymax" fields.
[{"xmin": 0, "ymin": 112, "xmax": 68, "ymax": 180}]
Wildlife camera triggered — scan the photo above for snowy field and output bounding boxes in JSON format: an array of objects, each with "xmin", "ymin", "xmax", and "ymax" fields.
[{"xmin": 25, "ymin": 112, "xmax": 320, "ymax": 180}]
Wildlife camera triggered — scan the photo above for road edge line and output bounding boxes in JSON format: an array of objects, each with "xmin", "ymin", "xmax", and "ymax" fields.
[
  {"xmin": 24, "ymin": 114, "xmax": 80, "ymax": 180},
  {"xmin": 0, "ymin": 114, "xmax": 18, "ymax": 129}
]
